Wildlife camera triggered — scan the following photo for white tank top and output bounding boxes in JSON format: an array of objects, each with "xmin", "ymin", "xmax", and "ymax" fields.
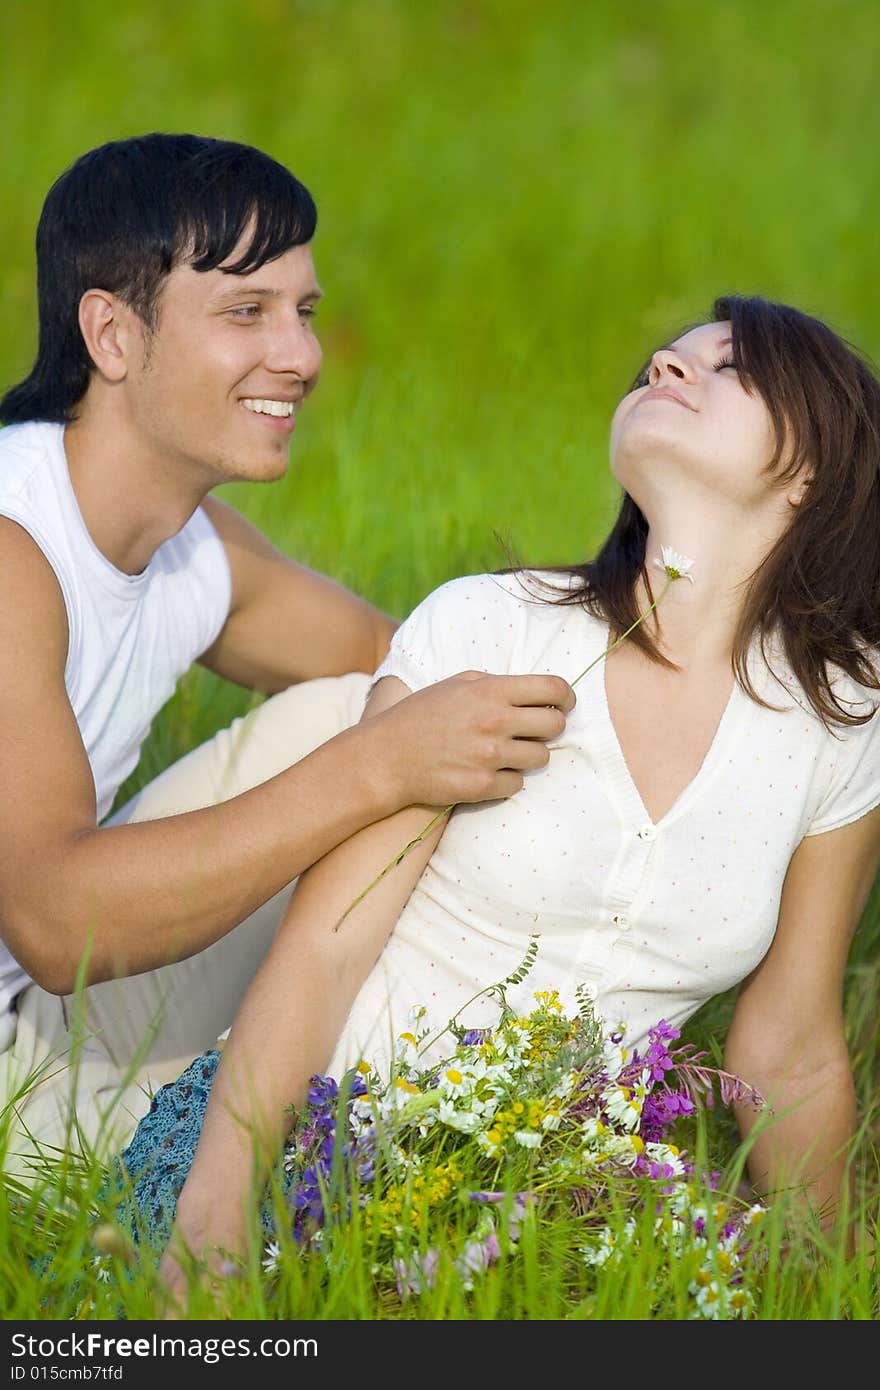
[{"xmin": 0, "ymin": 421, "xmax": 232, "ymax": 1030}]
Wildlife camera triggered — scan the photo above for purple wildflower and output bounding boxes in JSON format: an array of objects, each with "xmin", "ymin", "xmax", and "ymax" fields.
[
  {"xmin": 290, "ymin": 1163, "xmax": 326, "ymax": 1239},
  {"xmin": 643, "ymin": 1042, "xmax": 675, "ymax": 1083},
  {"xmin": 467, "ymin": 1190, "xmax": 535, "ymax": 1240},
  {"xmin": 461, "ymin": 1028, "xmax": 492, "ymax": 1046},
  {"xmin": 632, "ymin": 1022, "xmax": 680, "ymax": 1083},
  {"xmin": 286, "ymin": 1070, "xmax": 375, "ymax": 1242},
  {"xmin": 639, "ymin": 1090, "xmax": 694, "ymax": 1142},
  {"xmin": 634, "ymin": 1156, "xmax": 679, "ymax": 1182},
  {"xmin": 394, "ymin": 1248, "xmax": 440, "ymax": 1300},
  {"xmin": 307, "ymin": 1075, "xmax": 338, "ymax": 1109},
  {"xmin": 455, "ymin": 1231, "xmax": 501, "ymax": 1280}
]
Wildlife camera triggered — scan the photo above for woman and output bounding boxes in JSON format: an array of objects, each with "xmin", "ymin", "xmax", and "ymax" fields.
[{"xmin": 124, "ymin": 294, "xmax": 880, "ymax": 1296}]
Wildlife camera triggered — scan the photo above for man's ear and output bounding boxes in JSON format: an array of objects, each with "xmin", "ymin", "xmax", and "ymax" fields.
[{"xmin": 78, "ymin": 289, "xmax": 140, "ymax": 383}]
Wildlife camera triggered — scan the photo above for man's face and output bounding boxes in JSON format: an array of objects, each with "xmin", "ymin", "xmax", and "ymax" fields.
[{"xmin": 126, "ymin": 240, "xmax": 323, "ymax": 486}]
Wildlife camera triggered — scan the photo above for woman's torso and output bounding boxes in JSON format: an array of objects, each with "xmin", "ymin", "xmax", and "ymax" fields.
[{"xmin": 327, "ymin": 571, "xmax": 875, "ymax": 1077}]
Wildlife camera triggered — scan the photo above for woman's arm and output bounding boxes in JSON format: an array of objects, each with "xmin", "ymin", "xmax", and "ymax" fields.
[
  {"xmin": 723, "ymin": 803, "xmax": 880, "ymax": 1246},
  {"xmin": 158, "ymin": 671, "xmax": 547, "ymax": 1298}
]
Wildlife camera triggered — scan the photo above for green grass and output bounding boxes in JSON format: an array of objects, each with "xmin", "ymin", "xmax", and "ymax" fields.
[{"xmin": 1, "ymin": 0, "xmax": 879, "ymax": 1319}]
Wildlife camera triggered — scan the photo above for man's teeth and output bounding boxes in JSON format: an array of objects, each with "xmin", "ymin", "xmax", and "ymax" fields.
[{"xmin": 242, "ymin": 399, "xmax": 295, "ymax": 417}]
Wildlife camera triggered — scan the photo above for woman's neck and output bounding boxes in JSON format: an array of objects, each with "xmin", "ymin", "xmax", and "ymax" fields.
[{"xmin": 637, "ymin": 499, "xmax": 791, "ymax": 667}]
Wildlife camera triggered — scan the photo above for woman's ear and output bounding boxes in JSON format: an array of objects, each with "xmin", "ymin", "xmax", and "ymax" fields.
[
  {"xmin": 786, "ymin": 470, "xmax": 813, "ymax": 509},
  {"xmin": 78, "ymin": 289, "xmax": 139, "ymax": 383}
]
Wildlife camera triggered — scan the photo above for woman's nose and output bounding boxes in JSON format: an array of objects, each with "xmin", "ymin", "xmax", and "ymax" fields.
[{"xmin": 649, "ymin": 348, "xmax": 692, "ymax": 384}]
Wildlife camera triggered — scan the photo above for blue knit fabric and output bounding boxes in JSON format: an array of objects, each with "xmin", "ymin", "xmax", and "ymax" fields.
[
  {"xmin": 117, "ymin": 1048, "xmax": 221, "ymax": 1249},
  {"xmin": 30, "ymin": 1051, "xmax": 223, "ymax": 1310},
  {"xmin": 116, "ymin": 1048, "xmax": 297, "ymax": 1251}
]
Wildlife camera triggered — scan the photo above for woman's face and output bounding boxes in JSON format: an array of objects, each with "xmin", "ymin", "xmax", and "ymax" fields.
[{"xmin": 609, "ymin": 321, "xmax": 782, "ymax": 510}]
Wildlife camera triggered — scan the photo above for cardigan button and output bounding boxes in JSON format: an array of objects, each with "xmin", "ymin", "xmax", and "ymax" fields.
[
  {"xmin": 612, "ymin": 913, "xmax": 630, "ymax": 930},
  {"xmin": 637, "ymin": 826, "xmax": 656, "ymax": 841}
]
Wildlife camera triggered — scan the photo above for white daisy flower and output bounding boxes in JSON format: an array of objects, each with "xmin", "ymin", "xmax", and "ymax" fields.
[
  {"xmin": 652, "ymin": 1213, "xmax": 688, "ymax": 1255},
  {"xmin": 438, "ymin": 1066, "xmax": 471, "ymax": 1098},
  {"xmin": 595, "ymin": 1134, "xmax": 643, "ymax": 1167},
  {"xmin": 691, "ymin": 1275, "xmax": 723, "ymax": 1319},
  {"xmin": 654, "ymin": 545, "xmax": 696, "ymax": 583},
  {"xmin": 600, "ymin": 1083, "xmax": 643, "ymax": 1132},
  {"xmin": 476, "ymin": 1130, "xmax": 502, "ymax": 1159},
  {"xmin": 581, "ymin": 1226, "xmax": 618, "ymax": 1267},
  {"xmin": 582, "ymin": 1218, "xmax": 637, "ymax": 1268},
  {"xmin": 742, "ymin": 1203, "xmax": 767, "ymax": 1228},
  {"xmin": 728, "ymin": 1286, "xmax": 756, "ymax": 1319},
  {"xmin": 261, "ymin": 1240, "xmax": 282, "ymax": 1275},
  {"xmin": 644, "ymin": 1141, "xmax": 687, "ymax": 1178},
  {"xmin": 437, "ymin": 1100, "xmax": 483, "ymax": 1133},
  {"xmin": 393, "ymin": 1032, "xmax": 421, "ymax": 1066},
  {"xmin": 602, "ymin": 1037, "xmax": 629, "ymax": 1080},
  {"xmin": 550, "ymin": 1072, "xmax": 579, "ymax": 1103},
  {"xmin": 513, "ymin": 1129, "xmax": 543, "ymax": 1150},
  {"xmin": 580, "ymin": 1116, "xmax": 608, "ymax": 1146}
]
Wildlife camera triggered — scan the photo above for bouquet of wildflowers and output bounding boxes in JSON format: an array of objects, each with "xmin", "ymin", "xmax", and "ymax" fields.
[{"xmin": 265, "ymin": 942, "xmax": 769, "ymax": 1320}]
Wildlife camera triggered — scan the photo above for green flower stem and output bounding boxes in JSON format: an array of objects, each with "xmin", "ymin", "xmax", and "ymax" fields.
[
  {"xmin": 416, "ymin": 982, "xmax": 505, "ymax": 1059},
  {"xmin": 331, "ymin": 571, "xmax": 678, "ymax": 934},
  {"xmin": 568, "ymin": 574, "xmax": 674, "ymax": 688},
  {"xmin": 331, "ymin": 804, "xmax": 453, "ymax": 932},
  {"xmin": 415, "ymin": 934, "xmax": 539, "ymax": 1056}
]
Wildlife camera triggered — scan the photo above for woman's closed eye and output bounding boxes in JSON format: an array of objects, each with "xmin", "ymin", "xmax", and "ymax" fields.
[{"xmin": 631, "ymin": 354, "xmax": 737, "ymax": 392}]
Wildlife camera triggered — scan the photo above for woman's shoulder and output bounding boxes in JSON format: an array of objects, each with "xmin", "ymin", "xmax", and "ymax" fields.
[
  {"xmin": 420, "ymin": 568, "xmax": 599, "ymax": 622},
  {"xmin": 384, "ymin": 569, "xmax": 603, "ymax": 687},
  {"xmin": 751, "ymin": 631, "xmax": 880, "ymax": 736}
]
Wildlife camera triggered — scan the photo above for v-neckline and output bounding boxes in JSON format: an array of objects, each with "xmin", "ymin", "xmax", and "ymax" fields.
[{"xmin": 583, "ymin": 625, "xmax": 743, "ymax": 830}]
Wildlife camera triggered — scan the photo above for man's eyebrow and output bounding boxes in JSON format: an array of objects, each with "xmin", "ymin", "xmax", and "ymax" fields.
[{"xmin": 210, "ymin": 285, "xmax": 323, "ymax": 305}]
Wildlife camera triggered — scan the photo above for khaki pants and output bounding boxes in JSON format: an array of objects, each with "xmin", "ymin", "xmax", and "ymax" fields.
[{"xmin": 0, "ymin": 671, "xmax": 371, "ymax": 1179}]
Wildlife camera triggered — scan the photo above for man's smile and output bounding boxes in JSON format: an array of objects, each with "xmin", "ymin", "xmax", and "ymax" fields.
[{"xmin": 241, "ymin": 397, "xmax": 297, "ymax": 417}]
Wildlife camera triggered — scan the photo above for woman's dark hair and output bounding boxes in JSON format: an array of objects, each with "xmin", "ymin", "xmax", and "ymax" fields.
[
  {"xmin": 0, "ymin": 133, "xmax": 317, "ymax": 425},
  {"xmin": 532, "ymin": 294, "xmax": 880, "ymax": 728}
]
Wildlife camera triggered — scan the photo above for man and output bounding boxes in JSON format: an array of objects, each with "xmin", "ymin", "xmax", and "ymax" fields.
[{"xmin": 0, "ymin": 134, "xmax": 574, "ymax": 1174}]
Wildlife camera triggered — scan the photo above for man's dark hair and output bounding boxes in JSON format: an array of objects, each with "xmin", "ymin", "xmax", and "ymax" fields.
[{"xmin": 0, "ymin": 133, "xmax": 317, "ymax": 425}]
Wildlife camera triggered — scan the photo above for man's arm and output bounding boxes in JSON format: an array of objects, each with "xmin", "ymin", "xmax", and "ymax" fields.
[
  {"xmin": 0, "ymin": 519, "xmax": 574, "ymax": 993},
  {"xmin": 199, "ymin": 496, "xmax": 396, "ymax": 690},
  {"xmin": 724, "ymin": 804, "xmax": 880, "ymax": 1241}
]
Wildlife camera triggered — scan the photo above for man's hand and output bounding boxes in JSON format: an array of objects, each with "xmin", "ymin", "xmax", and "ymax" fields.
[{"xmin": 364, "ymin": 671, "xmax": 576, "ymax": 810}]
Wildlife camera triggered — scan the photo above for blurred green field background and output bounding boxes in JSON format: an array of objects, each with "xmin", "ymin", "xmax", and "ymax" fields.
[
  {"xmin": 1, "ymin": 0, "xmax": 878, "ymax": 1230},
  {"xmin": 4, "ymin": 0, "xmax": 880, "ymax": 773}
]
